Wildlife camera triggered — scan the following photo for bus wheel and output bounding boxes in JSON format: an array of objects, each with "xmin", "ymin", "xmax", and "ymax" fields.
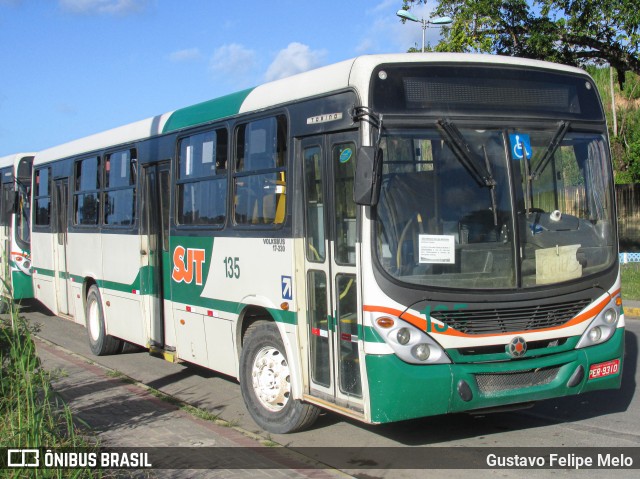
[
  {"xmin": 240, "ymin": 321, "xmax": 320, "ymax": 433},
  {"xmin": 85, "ymin": 285, "xmax": 121, "ymax": 356}
]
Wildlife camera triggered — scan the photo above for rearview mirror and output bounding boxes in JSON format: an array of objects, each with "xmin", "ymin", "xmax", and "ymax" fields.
[{"xmin": 354, "ymin": 146, "xmax": 382, "ymax": 206}]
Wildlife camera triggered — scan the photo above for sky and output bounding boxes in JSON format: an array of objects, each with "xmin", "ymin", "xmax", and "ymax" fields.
[{"xmin": 0, "ymin": 0, "xmax": 445, "ymax": 156}]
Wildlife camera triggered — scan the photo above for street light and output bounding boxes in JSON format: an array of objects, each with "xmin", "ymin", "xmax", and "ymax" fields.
[{"xmin": 396, "ymin": 9, "xmax": 453, "ymax": 53}]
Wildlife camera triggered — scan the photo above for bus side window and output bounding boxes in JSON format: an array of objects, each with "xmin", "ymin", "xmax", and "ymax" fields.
[
  {"xmin": 34, "ymin": 168, "xmax": 51, "ymax": 226},
  {"xmin": 73, "ymin": 157, "xmax": 100, "ymax": 226},
  {"xmin": 233, "ymin": 115, "xmax": 287, "ymax": 226},
  {"xmin": 176, "ymin": 128, "xmax": 227, "ymax": 227},
  {"xmin": 0, "ymin": 182, "xmax": 14, "ymax": 226},
  {"xmin": 104, "ymin": 148, "xmax": 136, "ymax": 227}
]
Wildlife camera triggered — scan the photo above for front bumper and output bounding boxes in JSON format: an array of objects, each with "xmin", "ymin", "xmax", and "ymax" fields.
[{"xmin": 366, "ymin": 327, "xmax": 624, "ymax": 423}]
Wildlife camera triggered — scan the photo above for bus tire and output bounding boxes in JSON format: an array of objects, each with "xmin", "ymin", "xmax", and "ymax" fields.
[
  {"xmin": 85, "ymin": 285, "xmax": 121, "ymax": 356},
  {"xmin": 120, "ymin": 341, "xmax": 145, "ymax": 354},
  {"xmin": 240, "ymin": 321, "xmax": 320, "ymax": 434}
]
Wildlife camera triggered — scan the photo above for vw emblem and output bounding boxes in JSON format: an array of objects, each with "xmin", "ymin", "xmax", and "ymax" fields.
[{"xmin": 507, "ymin": 336, "xmax": 527, "ymax": 358}]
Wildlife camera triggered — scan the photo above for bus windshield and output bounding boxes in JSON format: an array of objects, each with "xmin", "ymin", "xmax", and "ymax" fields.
[{"xmin": 374, "ymin": 124, "xmax": 615, "ymax": 289}]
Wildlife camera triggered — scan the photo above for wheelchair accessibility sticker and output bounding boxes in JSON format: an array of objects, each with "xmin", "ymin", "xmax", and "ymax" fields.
[{"xmin": 509, "ymin": 133, "xmax": 532, "ymax": 160}]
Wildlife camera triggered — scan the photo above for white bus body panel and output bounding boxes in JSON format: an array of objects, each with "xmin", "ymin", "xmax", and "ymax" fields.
[{"xmin": 32, "ymin": 231, "xmax": 57, "ymax": 312}]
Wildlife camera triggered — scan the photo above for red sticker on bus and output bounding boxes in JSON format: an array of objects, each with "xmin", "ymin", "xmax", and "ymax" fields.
[{"xmin": 588, "ymin": 359, "xmax": 620, "ymax": 380}]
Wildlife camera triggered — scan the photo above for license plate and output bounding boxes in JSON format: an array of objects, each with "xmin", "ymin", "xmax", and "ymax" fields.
[{"xmin": 588, "ymin": 359, "xmax": 620, "ymax": 380}]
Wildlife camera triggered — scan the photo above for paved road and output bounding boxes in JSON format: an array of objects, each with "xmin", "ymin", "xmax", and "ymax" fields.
[{"xmin": 20, "ymin": 300, "xmax": 640, "ymax": 478}]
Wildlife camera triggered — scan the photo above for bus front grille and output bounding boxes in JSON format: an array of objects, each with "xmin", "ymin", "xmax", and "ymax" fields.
[
  {"xmin": 431, "ymin": 299, "xmax": 591, "ymax": 335},
  {"xmin": 474, "ymin": 367, "xmax": 561, "ymax": 394}
]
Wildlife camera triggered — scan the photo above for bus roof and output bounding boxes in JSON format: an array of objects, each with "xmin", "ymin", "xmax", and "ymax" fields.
[
  {"xmin": 33, "ymin": 53, "xmax": 588, "ymax": 166},
  {"xmin": 0, "ymin": 153, "xmax": 36, "ymax": 169}
]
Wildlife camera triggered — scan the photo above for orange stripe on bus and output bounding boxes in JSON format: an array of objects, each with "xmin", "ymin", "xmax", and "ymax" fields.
[{"xmin": 364, "ymin": 295, "xmax": 611, "ymax": 338}]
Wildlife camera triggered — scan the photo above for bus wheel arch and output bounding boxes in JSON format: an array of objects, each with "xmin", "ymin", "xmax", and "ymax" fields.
[
  {"xmin": 85, "ymin": 283, "xmax": 122, "ymax": 356},
  {"xmin": 237, "ymin": 304, "xmax": 273, "ymax": 351},
  {"xmin": 239, "ymin": 320, "xmax": 320, "ymax": 433},
  {"xmin": 236, "ymin": 304, "xmax": 302, "ymax": 396},
  {"xmin": 82, "ymin": 277, "xmax": 96, "ymax": 308}
]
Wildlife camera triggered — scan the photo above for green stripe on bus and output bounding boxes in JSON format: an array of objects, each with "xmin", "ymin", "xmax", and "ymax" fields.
[
  {"xmin": 35, "ymin": 267, "xmax": 55, "ymax": 277},
  {"xmin": 162, "ymin": 88, "xmax": 255, "ymax": 133},
  {"xmin": 363, "ymin": 325, "xmax": 384, "ymax": 343},
  {"xmin": 267, "ymin": 308, "xmax": 297, "ymax": 325},
  {"xmin": 176, "ymin": 295, "xmax": 297, "ymax": 325},
  {"xmin": 43, "ymin": 266, "xmax": 298, "ymax": 325},
  {"xmin": 11, "ymin": 271, "xmax": 33, "ymax": 299},
  {"xmin": 97, "ymin": 279, "xmax": 138, "ymax": 293}
]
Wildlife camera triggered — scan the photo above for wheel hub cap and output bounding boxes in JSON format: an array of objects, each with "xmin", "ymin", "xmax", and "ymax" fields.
[
  {"xmin": 251, "ymin": 346, "xmax": 290, "ymax": 412},
  {"xmin": 88, "ymin": 300, "xmax": 100, "ymax": 341}
]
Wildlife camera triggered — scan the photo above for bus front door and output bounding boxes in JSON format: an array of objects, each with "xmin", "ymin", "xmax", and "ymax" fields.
[
  {"xmin": 53, "ymin": 179, "xmax": 70, "ymax": 316},
  {"xmin": 301, "ymin": 134, "xmax": 363, "ymax": 412},
  {"xmin": 140, "ymin": 162, "xmax": 171, "ymax": 351},
  {"xmin": 52, "ymin": 178, "xmax": 72, "ymax": 315}
]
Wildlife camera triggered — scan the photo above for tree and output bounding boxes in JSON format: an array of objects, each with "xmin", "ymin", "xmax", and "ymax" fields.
[{"xmin": 401, "ymin": 0, "xmax": 640, "ymax": 89}]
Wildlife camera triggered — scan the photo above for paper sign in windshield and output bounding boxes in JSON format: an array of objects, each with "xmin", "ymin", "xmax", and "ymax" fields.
[{"xmin": 419, "ymin": 235, "xmax": 456, "ymax": 264}]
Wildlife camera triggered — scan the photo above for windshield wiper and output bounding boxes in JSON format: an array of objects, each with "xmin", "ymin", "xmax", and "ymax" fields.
[
  {"xmin": 436, "ymin": 119, "xmax": 496, "ymax": 188},
  {"xmin": 531, "ymin": 121, "xmax": 570, "ymax": 181},
  {"xmin": 481, "ymin": 145, "xmax": 499, "ymax": 226}
]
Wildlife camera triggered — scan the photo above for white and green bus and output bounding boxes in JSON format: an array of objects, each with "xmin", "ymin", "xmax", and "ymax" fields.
[
  {"xmin": 31, "ymin": 53, "xmax": 624, "ymax": 433},
  {"xmin": 0, "ymin": 153, "xmax": 34, "ymax": 310}
]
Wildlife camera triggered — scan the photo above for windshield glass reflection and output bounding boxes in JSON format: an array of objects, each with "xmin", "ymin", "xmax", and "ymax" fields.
[{"xmin": 375, "ymin": 126, "xmax": 615, "ymax": 289}]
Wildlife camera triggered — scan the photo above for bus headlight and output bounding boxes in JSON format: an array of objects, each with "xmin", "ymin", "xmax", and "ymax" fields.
[
  {"xmin": 373, "ymin": 315, "xmax": 450, "ymax": 364},
  {"xmin": 588, "ymin": 327, "xmax": 602, "ymax": 342},
  {"xmin": 396, "ymin": 328, "xmax": 411, "ymax": 345},
  {"xmin": 603, "ymin": 308, "xmax": 617, "ymax": 324},
  {"xmin": 576, "ymin": 298, "xmax": 621, "ymax": 349},
  {"xmin": 11, "ymin": 252, "xmax": 32, "ymax": 276},
  {"xmin": 412, "ymin": 344, "xmax": 430, "ymax": 361}
]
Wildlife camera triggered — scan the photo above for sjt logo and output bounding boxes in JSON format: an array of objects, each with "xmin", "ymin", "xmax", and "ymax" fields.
[{"xmin": 172, "ymin": 246, "xmax": 206, "ymax": 285}]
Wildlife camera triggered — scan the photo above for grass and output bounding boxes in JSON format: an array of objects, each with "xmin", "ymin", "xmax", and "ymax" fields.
[
  {"xmin": 105, "ymin": 369, "xmax": 136, "ymax": 385},
  {"xmin": 261, "ymin": 435, "xmax": 279, "ymax": 447},
  {"xmin": 621, "ymin": 263, "xmax": 640, "ymax": 301},
  {"xmin": 0, "ymin": 298, "xmax": 102, "ymax": 478}
]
